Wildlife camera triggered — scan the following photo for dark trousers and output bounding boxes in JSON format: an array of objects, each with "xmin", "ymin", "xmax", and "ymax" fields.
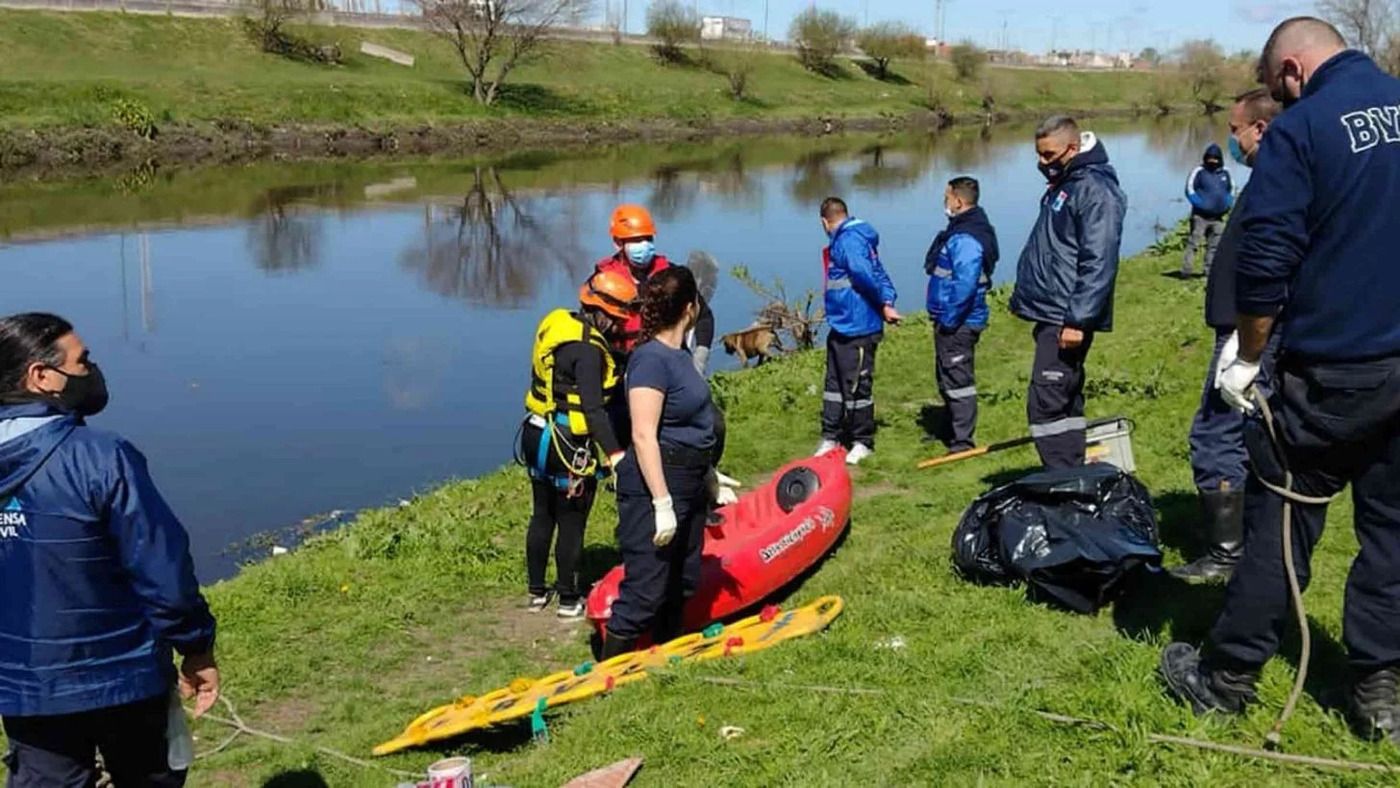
[
  {"xmin": 934, "ymin": 325, "xmax": 982, "ymax": 451},
  {"xmin": 521, "ymin": 423, "xmax": 597, "ymax": 604},
  {"xmin": 608, "ymin": 457, "xmax": 709, "ymax": 642},
  {"xmin": 822, "ymin": 330, "xmax": 881, "ymax": 448},
  {"xmin": 1205, "ymin": 354, "xmax": 1400, "ymax": 671},
  {"xmin": 1027, "ymin": 322, "xmax": 1095, "ymax": 470},
  {"xmin": 3, "ymin": 694, "xmax": 184, "ymax": 788},
  {"xmin": 1189, "ymin": 328, "xmax": 1280, "ymax": 492}
]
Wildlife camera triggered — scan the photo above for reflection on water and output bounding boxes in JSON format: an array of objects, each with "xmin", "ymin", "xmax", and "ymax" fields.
[
  {"xmin": 400, "ymin": 168, "xmax": 589, "ymax": 306},
  {"xmin": 0, "ymin": 117, "xmax": 1230, "ymax": 580}
]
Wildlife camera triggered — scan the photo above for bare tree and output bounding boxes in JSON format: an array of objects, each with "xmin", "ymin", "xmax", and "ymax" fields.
[
  {"xmin": 730, "ymin": 266, "xmax": 823, "ymax": 351},
  {"xmin": 856, "ymin": 21, "xmax": 925, "ymax": 80},
  {"xmin": 414, "ymin": 0, "xmax": 593, "ymax": 105},
  {"xmin": 1178, "ymin": 39, "xmax": 1228, "ymax": 113},
  {"xmin": 646, "ymin": 0, "xmax": 699, "ymax": 64},
  {"xmin": 1317, "ymin": 0, "xmax": 1395, "ymax": 56},
  {"xmin": 790, "ymin": 8, "xmax": 856, "ymax": 76}
]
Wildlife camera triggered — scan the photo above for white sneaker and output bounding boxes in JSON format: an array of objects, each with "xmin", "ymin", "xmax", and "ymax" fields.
[
  {"xmin": 556, "ymin": 600, "xmax": 585, "ymax": 620},
  {"xmin": 527, "ymin": 592, "xmax": 553, "ymax": 613},
  {"xmin": 846, "ymin": 443, "xmax": 874, "ymax": 466},
  {"xmin": 815, "ymin": 439, "xmax": 840, "ymax": 457}
]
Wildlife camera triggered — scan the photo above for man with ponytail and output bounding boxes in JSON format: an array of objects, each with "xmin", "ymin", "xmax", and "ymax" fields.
[
  {"xmin": 600, "ymin": 268, "xmax": 716, "ymax": 658},
  {"xmin": 0, "ymin": 313, "xmax": 218, "ymax": 786}
]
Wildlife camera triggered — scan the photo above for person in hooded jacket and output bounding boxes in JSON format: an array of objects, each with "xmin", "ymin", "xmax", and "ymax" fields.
[
  {"xmin": 1181, "ymin": 143, "xmax": 1236, "ymax": 277},
  {"xmin": 0, "ymin": 313, "xmax": 218, "ymax": 788},
  {"xmin": 815, "ymin": 197, "xmax": 900, "ymax": 467},
  {"xmin": 925, "ymin": 176, "xmax": 999, "ymax": 453},
  {"xmin": 1010, "ymin": 116, "xmax": 1128, "ymax": 470}
]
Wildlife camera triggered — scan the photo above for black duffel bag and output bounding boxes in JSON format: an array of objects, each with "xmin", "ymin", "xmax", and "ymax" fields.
[{"xmin": 951, "ymin": 464, "xmax": 1161, "ymax": 613}]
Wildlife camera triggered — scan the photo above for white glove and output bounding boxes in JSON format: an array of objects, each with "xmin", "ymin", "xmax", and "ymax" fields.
[
  {"xmin": 1217, "ymin": 359, "xmax": 1262, "ymax": 414},
  {"xmin": 652, "ymin": 496, "xmax": 677, "ymax": 547},
  {"xmin": 1214, "ymin": 331, "xmax": 1241, "ymax": 383},
  {"xmin": 715, "ymin": 470, "xmax": 741, "ymax": 506}
]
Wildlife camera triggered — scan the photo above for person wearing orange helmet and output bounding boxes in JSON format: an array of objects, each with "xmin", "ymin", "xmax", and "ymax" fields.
[
  {"xmin": 518, "ymin": 270, "xmax": 637, "ymax": 619},
  {"xmin": 594, "ymin": 204, "xmax": 715, "ymax": 373}
]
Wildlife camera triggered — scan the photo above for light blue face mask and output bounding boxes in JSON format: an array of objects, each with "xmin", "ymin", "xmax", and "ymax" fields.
[
  {"xmin": 624, "ymin": 240, "xmax": 656, "ymax": 268},
  {"xmin": 1228, "ymin": 135, "xmax": 1251, "ymax": 168}
]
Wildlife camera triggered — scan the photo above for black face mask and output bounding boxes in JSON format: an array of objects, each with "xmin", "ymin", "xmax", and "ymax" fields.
[
  {"xmin": 48, "ymin": 363, "xmax": 109, "ymax": 417},
  {"xmin": 1038, "ymin": 161, "xmax": 1065, "ymax": 183}
]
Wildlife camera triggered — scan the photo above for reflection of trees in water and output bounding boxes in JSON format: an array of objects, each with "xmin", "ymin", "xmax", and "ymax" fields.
[
  {"xmin": 648, "ymin": 149, "xmax": 761, "ymax": 223},
  {"xmin": 789, "ymin": 149, "xmax": 843, "ymax": 204},
  {"xmin": 246, "ymin": 184, "xmax": 335, "ymax": 273},
  {"xmin": 1146, "ymin": 116, "xmax": 1224, "ymax": 173},
  {"xmin": 941, "ymin": 127, "xmax": 999, "ymax": 174},
  {"xmin": 851, "ymin": 145, "xmax": 923, "ymax": 194},
  {"xmin": 648, "ymin": 165, "xmax": 696, "ymax": 222},
  {"xmin": 399, "ymin": 168, "xmax": 588, "ymax": 307}
]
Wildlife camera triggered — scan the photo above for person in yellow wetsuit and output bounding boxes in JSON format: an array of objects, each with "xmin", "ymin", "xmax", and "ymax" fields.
[{"xmin": 520, "ymin": 270, "xmax": 637, "ymax": 619}]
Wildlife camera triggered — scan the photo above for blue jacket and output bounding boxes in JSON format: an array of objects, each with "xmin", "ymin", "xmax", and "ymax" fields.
[
  {"xmin": 824, "ymin": 218, "xmax": 897, "ymax": 338},
  {"xmin": 1010, "ymin": 133, "xmax": 1128, "ymax": 332},
  {"xmin": 925, "ymin": 206, "xmax": 999, "ymax": 330},
  {"xmin": 0, "ymin": 401, "xmax": 215, "ymax": 717},
  {"xmin": 1235, "ymin": 50, "xmax": 1400, "ymax": 361},
  {"xmin": 1185, "ymin": 144, "xmax": 1235, "ymax": 220}
]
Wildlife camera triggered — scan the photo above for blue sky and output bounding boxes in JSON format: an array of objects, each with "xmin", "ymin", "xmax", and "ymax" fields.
[{"xmin": 600, "ymin": 0, "xmax": 1317, "ymax": 54}]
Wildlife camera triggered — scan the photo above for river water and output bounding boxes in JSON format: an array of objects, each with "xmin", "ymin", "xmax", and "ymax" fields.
[{"xmin": 0, "ymin": 118, "xmax": 1226, "ymax": 579}]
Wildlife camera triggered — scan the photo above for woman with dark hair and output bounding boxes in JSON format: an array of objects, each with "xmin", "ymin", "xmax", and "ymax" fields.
[{"xmin": 600, "ymin": 267, "xmax": 716, "ymax": 658}]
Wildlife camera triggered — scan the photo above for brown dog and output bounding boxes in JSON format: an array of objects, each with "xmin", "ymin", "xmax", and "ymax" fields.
[{"xmin": 721, "ymin": 324, "xmax": 784, "ymax": 368}]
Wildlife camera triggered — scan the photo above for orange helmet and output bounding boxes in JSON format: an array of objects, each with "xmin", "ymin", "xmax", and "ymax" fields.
[
  {"xmin": 609, "ymin": 204, "xmax": 656, "ymax": 241},
  {"xmin": 579, "ymin": 270, "xmax": 639, "ymax": 321}
]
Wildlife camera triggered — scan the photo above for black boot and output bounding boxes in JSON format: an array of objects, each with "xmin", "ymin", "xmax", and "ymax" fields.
[
  {"xmin": 598, "ymin": 631, "xmax": 638, "ymax": 661},
  {"xmin": 1160, "ymin": 642, "xmax": 1259, "ymax": 715},
  {"xmin": 1349, "ymin": 667, "xmax": 1400, "ymax": 743},
  {"xmin": 1171, "ymin": 489, "xmax": 1244, "ymax": 582}
]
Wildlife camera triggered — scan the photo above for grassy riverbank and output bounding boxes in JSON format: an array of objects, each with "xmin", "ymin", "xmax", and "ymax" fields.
[
  {"xmin": 0, "ymin": 9, "xmax": 1199, "ymax": 172},
  {"xmin": 117, "ymin": 233, "xmax": 1394, "ymax": 786}
]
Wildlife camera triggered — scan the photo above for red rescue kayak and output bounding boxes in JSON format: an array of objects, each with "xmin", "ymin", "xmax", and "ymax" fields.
[{"xmin": 586, "ymin": 450, "xmax": 852, "ymax": 637}]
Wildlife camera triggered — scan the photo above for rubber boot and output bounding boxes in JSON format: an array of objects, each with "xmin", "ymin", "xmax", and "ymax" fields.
[
  {"xmin": 599, "ymin": 631, "xmax": 638, "ymax": 661},
  {"xmin": 1171, "ymin": 489, "xmax": 1244, "ymax": 583},
  {"xmin": 1349, "ymin": 667, "xmax": 1400, "ymax": 744},
  {"xmin": 1160, "ymin": 642, "xmax": 1259, "ymax": 715}
]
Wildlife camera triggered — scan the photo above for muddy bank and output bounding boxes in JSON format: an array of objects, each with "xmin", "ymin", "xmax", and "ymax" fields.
[{"xmin": 0, "ymin": 107, "xmax": 1154, "ymax": 180}]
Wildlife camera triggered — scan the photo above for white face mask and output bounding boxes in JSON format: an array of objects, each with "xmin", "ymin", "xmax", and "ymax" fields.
[{"xmin": 944, "ymin": 207, "xmax": 957, "ymax": 219}]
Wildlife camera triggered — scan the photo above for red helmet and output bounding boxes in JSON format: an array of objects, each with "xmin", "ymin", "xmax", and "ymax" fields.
[
  {"xmin": 609, "ymin": 204, "xmax": 656, "ymax": 241},
  {"xmin": 580, "ymin": 270, "xmax": 639, "ymax": 321}
]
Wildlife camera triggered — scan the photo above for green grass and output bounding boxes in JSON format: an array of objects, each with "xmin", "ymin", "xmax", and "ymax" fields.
[
  {"xmin": 0, "ymin": 9, "xmax": 1193, "ymax": 132},
  {"xmin": 90, "ymin": 231, "xmax": 1391, "ymax": 786}
]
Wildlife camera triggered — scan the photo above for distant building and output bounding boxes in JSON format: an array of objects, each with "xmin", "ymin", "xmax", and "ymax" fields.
[{"xmin": 701, "ymin": 16, "xmax": 753, "ymax": 41}]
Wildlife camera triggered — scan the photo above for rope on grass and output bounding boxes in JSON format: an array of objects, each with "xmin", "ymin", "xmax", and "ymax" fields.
[
  {"xmin": 195, "ymin": 695, "xmax": 421, "ymax": 780},
  {"xmin": 699, "ymin": 677, "xmax": 1400, "ymax": 776}
]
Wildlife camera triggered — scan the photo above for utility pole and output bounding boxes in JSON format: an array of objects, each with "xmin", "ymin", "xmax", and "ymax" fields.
[{"xmin": 763, "ymin": 0, "xmax": 769, "ymax": 40}]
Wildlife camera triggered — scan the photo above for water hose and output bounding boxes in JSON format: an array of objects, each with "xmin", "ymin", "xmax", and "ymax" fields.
[{"xmin": 1250, "ymin": 387, "xmax": 1336, "ymax": 749}]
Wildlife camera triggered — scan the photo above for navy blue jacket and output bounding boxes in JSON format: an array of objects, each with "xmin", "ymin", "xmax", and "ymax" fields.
[
  {"xmin": 925, "ymin": 206, "xmax": 999, "ymax": 330},
  {"xmin": 0, "ymin": 401, "xmax": 215, "ymax": 717},
  {"xmin": 1185, "ymin": 144, "xmax": 1235, "ymax": 220},
  {"xmin": 1011, "ymin": 133, "xmax": 1128, "ymax": 332},
  {"xmin": 1236, "ymin": 50, "xmax": 1400, "ymax": 360},
  {"xmin": 824, "ymin": 218, "xmax": 898, "ymax": 338},
  {"xmin": 1205, "ymin": 188, "xmax": 1250, "ymax": 330}
]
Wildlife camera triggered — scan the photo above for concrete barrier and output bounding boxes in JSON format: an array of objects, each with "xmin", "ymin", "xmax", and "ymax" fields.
[{"xmin": 359, "ymin": 40, "xmax": 414, "ymax": 66}]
